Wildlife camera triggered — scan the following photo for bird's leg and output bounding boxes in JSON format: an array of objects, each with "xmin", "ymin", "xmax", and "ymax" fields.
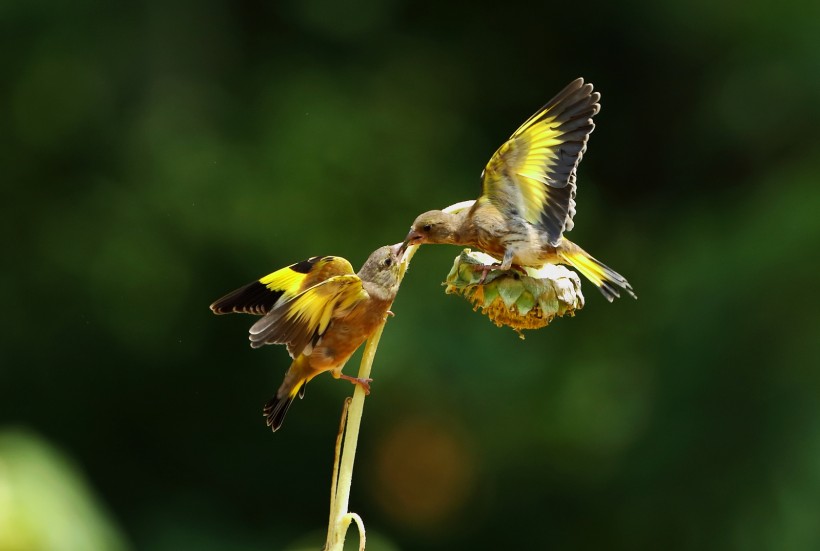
[
  {"xmin": 499, "ymin": 249, "xmax": 514, "ymax": 271},
  {"xmin": 471, "ymin": 262, "xmax": 503, "ymax": 284},
  {"xmin": 475, "ymin": 264, "xmax": 493, "ymax": 285},
  {"xmin": 337, "ymin": 373, "xmax": 373, "ymax": 395},
  {"xmin": 471, "ymin": 249, "xmax": 516, "ymax": 284}
]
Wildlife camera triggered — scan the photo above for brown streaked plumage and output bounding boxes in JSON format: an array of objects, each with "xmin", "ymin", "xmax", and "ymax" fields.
[
  {"xmin": 210, "ymin": 244, "xmax": 403, "ymax": 431},
  {"xmin": 405, "ymin": 78, "xmax": 635, "ymax": 301}
]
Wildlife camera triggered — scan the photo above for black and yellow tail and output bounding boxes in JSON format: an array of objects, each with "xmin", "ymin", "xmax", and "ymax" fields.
[
  {"xmin": 558, "ymin": 240, "xmax": 637, "ymax": 302},
  {"xmin": 263, "ymin": 356, "xmax": 310, "ymax": 432}
]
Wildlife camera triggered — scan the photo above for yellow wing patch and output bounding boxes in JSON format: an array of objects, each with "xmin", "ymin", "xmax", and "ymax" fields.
[
  {"xmin": 210, "ymin": 256, "xmax": 354, "ymax": 315},
  {"xmin": 261, "ymin": 256, "xmax": 354, "ymax": 292},
  {"xmin": 480, "ymin": 78, "xmax": 599, "ymax": 244},
  {"xmin": 248, "ymin": 274, "xmax": 368, "ymax": 354}
]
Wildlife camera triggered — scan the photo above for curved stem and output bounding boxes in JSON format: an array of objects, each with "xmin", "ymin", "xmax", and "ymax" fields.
[
  {"xmin": 324, "ymin": 259, "xmax": 413, "ymax": 549},
  {"xmin": 323, "ymin": 201, "xmax": 463, "ymax": 550},
  {"xmin": 324, "ymin": 323, "xmax": 386, "ymax": 551}
]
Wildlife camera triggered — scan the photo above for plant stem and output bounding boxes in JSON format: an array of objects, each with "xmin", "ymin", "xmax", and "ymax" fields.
[
  {"xmin": 324, "ymin": 323, "xmax": 386, "ymax": 551},
  {"xmin": 323, "ymin": 202, "xmax": 466, "ymax": 550}
]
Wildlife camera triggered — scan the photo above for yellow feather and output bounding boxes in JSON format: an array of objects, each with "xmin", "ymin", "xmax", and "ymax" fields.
[
  {"xmin": 260, "ymin": 266, "xmax": 306, "ymax": 294},
  {"xmin": 261, "ymin": 275, "xmax": 367, "ymax": 354},
  {"xmin": 512, "ymin": 112, "xmax": 557, "ymax": 137},
  {"xmin": 479, "ymin": 80, "xmax": 598, "ymax": 239}
]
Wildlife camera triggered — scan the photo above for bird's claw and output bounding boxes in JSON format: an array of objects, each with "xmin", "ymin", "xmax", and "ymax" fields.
[
  {"xmin": 470, "ymin": 262, "xmax": 526, "ymax": 284},
  {"xmin": 471, "ymin": 263, "xmax": 499, "ymax": 284},
  {"xmin": 338, "ymin": 374, "xmax": 373, "ymax": 395}
]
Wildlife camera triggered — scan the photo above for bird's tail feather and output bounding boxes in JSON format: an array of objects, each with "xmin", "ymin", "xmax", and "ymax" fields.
[
  {"xmin": 263, "ymin": 356, "xmax": 310, "ymax": 432},
  {"xmin": 558, "ymin": 241, "xmax": 636, "ymax": 302}
]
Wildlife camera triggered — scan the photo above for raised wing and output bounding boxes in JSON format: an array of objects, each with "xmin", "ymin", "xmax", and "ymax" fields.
[
  {"xmin": 210, "ymin": 256, "xmax": 354, "ymax": 315},
  {"xmin": 481, "ymin": 78, "xmax": 600, "ymax": 245},
  {"xmin": 247, "ymin": 274, "xmax": 369, "ymax": 354}
]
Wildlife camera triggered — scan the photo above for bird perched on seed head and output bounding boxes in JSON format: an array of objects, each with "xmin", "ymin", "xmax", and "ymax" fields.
[
  {"xmin": 404, "ymin": 78, "xmax": 635, "ymax": 301},
  {"xmin": 210, "ymin": 244, "xmax": 404, "ymax": 431}
]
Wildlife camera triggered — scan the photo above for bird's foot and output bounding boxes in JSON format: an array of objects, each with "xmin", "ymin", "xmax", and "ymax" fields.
[
  {"xmin": 470, "ymin": 263, "xmax": 497, "ymax": 284},
  {"xmin": 338, "ymin": 374, "xmax": 373, "ymax": 395},
  {"xmin": 470, "ymin": 262, "xmax": 525, "ymax": 284},
  {"xmin": 386, "ymin": 310, "xmax": 395, "ymax": 318}
]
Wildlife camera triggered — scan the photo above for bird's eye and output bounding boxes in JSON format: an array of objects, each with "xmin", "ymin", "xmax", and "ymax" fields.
[
  {"xmin": 423, "ymin": 224, "xmax": 432, "ymax": 232},
  {"xmin": 384, "ymin": 258, "xmax": 393, "ymax": 267}
]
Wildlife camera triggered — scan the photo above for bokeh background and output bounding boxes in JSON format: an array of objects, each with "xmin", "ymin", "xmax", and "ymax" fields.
[{"xmin": 3, "ymin": 0, "xmax": 820, "ymax": 549}]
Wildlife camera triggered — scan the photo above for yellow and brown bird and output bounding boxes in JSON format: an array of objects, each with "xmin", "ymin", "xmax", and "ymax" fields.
[
  {"xmin": 404, "ymin": 78, "xmax": 635, "ymax": 301},
  {"xmin": 210, "ymin": 244, "xmax": 403, "ymax": 431}
]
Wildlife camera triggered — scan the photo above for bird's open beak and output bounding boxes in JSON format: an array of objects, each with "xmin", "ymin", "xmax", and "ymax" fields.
[
  {"xmin": 403, "ymin": 229, "xmax": 422, "ymax": 248},
  {"xmin": 394, "ymin": 230, "xmax": 422, "ymax": 263},
  {"xmin": 391, "ymin": 241, "xmax": 406, "ymax": 262}
]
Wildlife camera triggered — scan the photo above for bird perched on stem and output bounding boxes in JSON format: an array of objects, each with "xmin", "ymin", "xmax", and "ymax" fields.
[
  {"xmin": 404, "ymin": 78, "xmax": 636, "ymax": 301},
  {"xmin": 210, "ymin": 244, "xmax": 403, "ymax": 431}
]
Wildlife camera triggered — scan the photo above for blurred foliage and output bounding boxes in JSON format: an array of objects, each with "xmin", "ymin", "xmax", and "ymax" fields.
[
  {"xmin": 2, "ymin": 0, "xmax": 819, "ymax": 549},
  {"xmin": 0, "ymin": 430, "xmax": 129, "ymax": 551}
]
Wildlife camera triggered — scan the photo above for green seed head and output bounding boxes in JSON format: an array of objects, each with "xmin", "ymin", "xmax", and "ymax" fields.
[{"xmin": 444, "ymin": 250, "xmax": 585, "ymax": 338}]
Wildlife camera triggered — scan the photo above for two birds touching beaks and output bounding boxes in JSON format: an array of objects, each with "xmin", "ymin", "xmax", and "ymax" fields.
[{"xmin": 210, "ymin": 78, "xmax": 637, "ymax": 432}]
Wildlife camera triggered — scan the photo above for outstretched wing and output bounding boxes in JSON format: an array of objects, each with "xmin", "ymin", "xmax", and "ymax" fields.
[
  {"xmin": 480, "ymin": 78, "xmax": 600, "ymax": 245},
  {"xmin": 248, "ymin": 274, "xmax": 369, "ymax": 355},
  {"xmin": 210, "ymin": 256, "xmax": 354, "ymax": 315}
]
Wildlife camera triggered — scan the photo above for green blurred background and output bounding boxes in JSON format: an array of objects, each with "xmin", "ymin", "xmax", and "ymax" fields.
[{"xmin": 3, "ymin": 0, "xmax": 820, "ymax": 549}]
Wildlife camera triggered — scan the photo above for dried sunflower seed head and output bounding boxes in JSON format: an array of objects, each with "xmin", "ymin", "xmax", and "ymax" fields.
[{"xmin": 444, "ymin": 249, "xmax": 585, "ymax": 338}]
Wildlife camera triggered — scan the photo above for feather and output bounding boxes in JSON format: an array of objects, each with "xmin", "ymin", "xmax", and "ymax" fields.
[{"xmin": 481, "ymin": 78, "xmax": 599, "ymax": 243}]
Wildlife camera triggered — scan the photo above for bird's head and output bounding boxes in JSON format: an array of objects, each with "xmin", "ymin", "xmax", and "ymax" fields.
[
  {"xmin": 404, "ymin": 210, "xmax": 459, "ymax": 247},
  {"xmin": 358, "ymin": 244, "xmax": 403, "ymax": 296}
]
